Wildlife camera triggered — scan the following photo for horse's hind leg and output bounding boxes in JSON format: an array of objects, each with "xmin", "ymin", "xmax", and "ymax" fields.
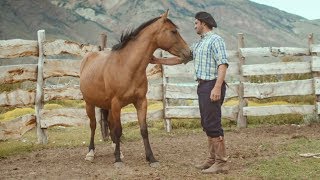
[
  {"xmin": 109, "ymin": 98, "xmax": 123, "ymax": 167},
  {"xmin": 85, "ymin": 104, "xmax": 96, "ymax": 162},
  {"xmin": 134, "ymin": 97, "xmax": 159, "ymax": 167}
]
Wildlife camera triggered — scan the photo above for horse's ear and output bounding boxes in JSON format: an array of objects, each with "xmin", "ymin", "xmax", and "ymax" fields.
[{"xmin": 160, "ymin": 9, "xmax": 169, "ymax": 21}]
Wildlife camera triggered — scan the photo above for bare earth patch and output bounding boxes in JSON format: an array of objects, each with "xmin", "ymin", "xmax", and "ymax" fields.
[{"xmin": 1, "ymin": 124, "xmax": 320, "ymax": 179}]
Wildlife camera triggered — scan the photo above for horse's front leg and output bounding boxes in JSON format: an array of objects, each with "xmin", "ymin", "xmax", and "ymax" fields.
[
  {"xmin": 110, "ymin": 99, "xmax": 123, "ymax": 167},
  {"xmin": 134, "ymin": 97, "xmax": 159, "ymax": 167},
  {"xmin": 85, "ymin": 104, "xmax": 96, "ymax": 162}
]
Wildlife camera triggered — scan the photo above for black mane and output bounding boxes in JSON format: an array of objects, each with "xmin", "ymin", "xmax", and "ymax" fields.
[{"xmin": 112, "ymin": 17, "xmax": 177, "ymax": 51}]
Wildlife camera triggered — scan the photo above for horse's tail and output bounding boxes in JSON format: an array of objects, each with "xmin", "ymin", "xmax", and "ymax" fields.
[{"xmin": 100, "ymin": 108, "xmax": 110, "ymax": 141}]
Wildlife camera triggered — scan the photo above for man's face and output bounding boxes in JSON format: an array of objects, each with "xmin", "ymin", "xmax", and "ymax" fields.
[{"xmin": 194, "ymin": 19, "xmax": 204, "ymax": 35}]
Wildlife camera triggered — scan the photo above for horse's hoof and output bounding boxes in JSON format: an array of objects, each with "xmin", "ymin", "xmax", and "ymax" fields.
[
  {"xmin": 85, "ymin": 156, "xmax": 94, "ymax": 162},
  {"xmin": 149, "ymin": 162, "xmax": 160, "ymax": 168},
  {"xmin": 85, "ymin": 150, "xmax": 95, "ymax": 162},
  {"xmin": 114, "ymin": 162, "xmax": 124, "ymax": 168}
]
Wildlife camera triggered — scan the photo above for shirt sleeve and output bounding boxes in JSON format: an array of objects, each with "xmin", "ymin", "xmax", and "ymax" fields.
[{"xmin": 213, "ymin": 38, "xmax": 229, "ymax": 68}]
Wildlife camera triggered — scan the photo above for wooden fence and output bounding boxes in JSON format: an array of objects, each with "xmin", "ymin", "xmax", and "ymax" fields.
[
  {"xmin": 0, "ymin": 30, "xmax": 319, "ymax": 142},
  {"xmin": 161, "ymin": 33, "xmax": 320, "ymax": 131}
]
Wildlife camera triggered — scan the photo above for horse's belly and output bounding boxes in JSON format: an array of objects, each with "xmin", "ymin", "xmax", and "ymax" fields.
[{"xmin": 82, "ymin": 91, "xmax": 111, "ymax": 108}]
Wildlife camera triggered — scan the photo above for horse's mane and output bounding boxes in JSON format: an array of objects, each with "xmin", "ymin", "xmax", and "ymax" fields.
[{"xmin": 112, "ymin": 17, "xmax": 177, "ymax": 51}]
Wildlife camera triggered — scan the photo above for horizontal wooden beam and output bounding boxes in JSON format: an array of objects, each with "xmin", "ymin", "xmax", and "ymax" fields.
[
  {"xmin": 0, "ymin": 64, "xmax": 37, "ymax": 83},
  {"xmin": 311, "ymin": 44, "xmax": 320, "ymax": 53},
  {"xmin": 0, "ymin": 114, "xmax": 36, "ymax": 140},
  {"xmin": 40, "ymin": 108, "xmax": 163, "ymax": 128},
  {"xmin": 165, "ymin": 83, "xmax": 239, "ymax": 100},
  {"xmin": 0, "ymin": 89, "xmax": 35, "ymax": 106},
  {"xmin": 244, "ymin": 79, "xmax": 314, "ymax": 98},
  {"xmin": 43, "ymin": 39, "xmax": 99, "ymax": 57},
  {"xmin": 44, "ymin": 59, "xmax": 81, "ymax": 78},
  {"xmin": 240, "ymin": 47, "xmax": 309, "ymax": 57},
  {"xmin": 312, "ymin": 56, "xmax": 320, "ymax": 72},
  {"xmin": 243, "ymin": 105, "xmax": 314, "ymax": 116},
  {"xmin": 242, "ymin": 61, "xmax": 311, "ymax": 76},
  {"xmin": 165, "ymin": 105, "xmax": 238, "ymax": 120},
  {"xmin": 0, "ymin": 39, "xmax": 38, "ymax": 58},
  {"xmin": 163, "ymin": 62, "xmax": 239, "ymax": 78}
]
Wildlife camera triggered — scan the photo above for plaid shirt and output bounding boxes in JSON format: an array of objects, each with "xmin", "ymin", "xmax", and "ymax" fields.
[{"xmin": 189, "ymin": 31, "xmax": 229, "ymax": 80}]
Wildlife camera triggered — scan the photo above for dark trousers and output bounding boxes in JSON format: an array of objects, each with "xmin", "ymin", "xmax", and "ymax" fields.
[{"xmin": 197, "ymin": 79, "xmax": 226, "ymax": 138}]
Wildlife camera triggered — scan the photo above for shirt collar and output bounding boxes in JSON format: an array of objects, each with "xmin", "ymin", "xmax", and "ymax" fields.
[{"xmin": 200, "ymin": 30, "xmax": 214, "ymax": 39}]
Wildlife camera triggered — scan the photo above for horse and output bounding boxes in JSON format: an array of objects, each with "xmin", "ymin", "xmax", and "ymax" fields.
[{"xmin": 79, "ymin": 10, "xmax": 191, "ymax": 167}]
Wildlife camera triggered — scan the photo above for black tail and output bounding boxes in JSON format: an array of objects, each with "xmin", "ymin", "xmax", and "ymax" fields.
[{"xmin": 100, "ymin": 108, "xmax": 110, "ymax": 141}]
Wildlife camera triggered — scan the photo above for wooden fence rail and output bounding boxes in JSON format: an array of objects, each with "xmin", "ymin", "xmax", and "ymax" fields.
[{"xmin": 0, "ymin": 30, "xmax": 319, "ymax": 140}]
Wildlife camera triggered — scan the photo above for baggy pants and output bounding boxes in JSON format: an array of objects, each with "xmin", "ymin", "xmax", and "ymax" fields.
[{"xmin": 197, "ymin": 79, "xmax": 226, "ymax": 138}]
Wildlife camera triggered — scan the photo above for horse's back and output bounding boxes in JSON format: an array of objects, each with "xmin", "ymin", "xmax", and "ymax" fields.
[{"xmin": 80, "ymin": 51, "xmax": 111, "ymax": 75}]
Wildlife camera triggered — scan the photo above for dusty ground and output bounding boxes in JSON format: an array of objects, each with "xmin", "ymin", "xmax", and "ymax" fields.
[{"xmin": 1, "ymin": 124, "xmax": 320, "ymax": 180}]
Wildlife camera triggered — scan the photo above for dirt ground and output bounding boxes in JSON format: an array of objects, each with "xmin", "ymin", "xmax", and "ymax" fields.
[{"xmin": 1, "ymin": 124, "xmax": 320, "ymax": 180}]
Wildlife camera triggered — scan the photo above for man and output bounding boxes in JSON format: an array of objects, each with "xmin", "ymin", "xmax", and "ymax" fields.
[{"xmin": 150, "ymin": 11, "xmax": 229, "ymax": 174}]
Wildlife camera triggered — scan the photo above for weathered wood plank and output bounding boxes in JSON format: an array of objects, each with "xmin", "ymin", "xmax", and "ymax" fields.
[
  {"xmin": 271, "ymin": 47, "xmax": 309, "ymax": 56},
  {"xmin": 312, "ymin": 56, "xmax": 320, "ymax": 72},
  {"xmin": 0, "ymin": 39, "xmax": 38, "ymax": 58},
  {"xmin": 0, "ymin": 64, "xmax": 37, "ymax": 84},
  {"xmin": 0, "ymin": 114, "xmax": 36, "ymax": 140},
  {"xmin": 162, "ymin": 50, "xmax": 238, "ymax": 59},
  {"xmin": 0, "ymin": 89, "xmax": 35, "ymax": 106},
  {"xmin": 0, "ymin": 82, "xmax": 161, "ymax": 106},
  {"xmin": 163, "ymin": 62, "xmax": 195, "ymax": 78},
  {"xmin": 147, "ymin": 83, "xmax": 163, "ymax": 100},
  {"xmin": 243, "ymin": 105, "xmax": 315, "ymax": 116},
  {"xmin": 44, "ymin": 86, "xmax": 82, "ymax": 101},
  {"xmin": 163, "ymin": 62, "xmax": 239, "ymax": 78},
  {"xmin": 244, "ymin": 79, "xmax": 314, "ymax": 98},
  {"xmin": 40, "ymin": 108, "xmax": 163, "ymax": 128},
  {"xmin": 311, "ymin": 44, "xmax": 320, "ymax": 53},
  {"xmin": 240, "ymin": 47, "xmax": 271, "ymax": 57},
  {"xmin": 240, "ymin": 47, "xmax": 309, "ymax": 57},
  {"xmin": 165, "ymin": 83, "xmax": 239, "ymax": 99},
  {"xmin": 44, "ymin": 39, "xmax": 99, "ymax": 57},
  {"xmin": 165, "ymin": 105, "xmax": 238, "ymax": 120},
  {"xmin": 242, "ymin": 61, "xmax": 311, "ymax": 76},
  {"xmin": 315, "ymin": 78, "xmax": 320, "ymax": 95},
  {"xmin": 0, "ymin": 59, "xmax": 162, "ymax": 80},
  {"xmin": 44, "ymin": 59, "xmax": 81, "ymax": 78}
]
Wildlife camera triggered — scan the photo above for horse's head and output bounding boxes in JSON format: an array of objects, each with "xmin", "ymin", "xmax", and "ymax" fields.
[{"xmin": 155, "ymin": 10, "xmax": 191, "ymax": 60}]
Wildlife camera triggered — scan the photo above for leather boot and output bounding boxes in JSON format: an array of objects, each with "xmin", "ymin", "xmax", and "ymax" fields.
[
  {"xmin": 202, "ymin": 136, "xmax": 228, "ymax": 174},
  {"xmin": 195, "ymin": 137, "xmax": 215, "ymax": 170}
]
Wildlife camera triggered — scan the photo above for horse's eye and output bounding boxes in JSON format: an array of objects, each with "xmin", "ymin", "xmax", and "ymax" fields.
[{"xmin": 171, "ymin": 30, "xmax": 177, "ymax": 34}]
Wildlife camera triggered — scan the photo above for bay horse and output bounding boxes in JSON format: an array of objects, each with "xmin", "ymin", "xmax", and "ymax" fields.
[{"xmin": 80, "ymin": 10, "xmax": 190, "ymax": 167}]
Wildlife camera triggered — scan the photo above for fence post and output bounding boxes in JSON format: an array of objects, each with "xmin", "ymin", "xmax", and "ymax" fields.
[
  {"xmin": 100, "ymin": 33, "xmax": 107, "ymax": 50},
  {"xmin": 309, "ymin": 33, "xmax": 320, "ymax": 118},
  {"xmin": 237, "ymin": 33, "xmax": 248, "ymax": 128},
  {"xmin": 35, "ymin": 30, "xmax": 48, "ymax": 144},
  {"xmin": 161, "ymin": 51, "xmax": 172, "ymax": 132}
]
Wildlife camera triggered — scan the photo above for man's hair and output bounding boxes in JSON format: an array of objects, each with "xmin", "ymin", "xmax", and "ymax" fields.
[{"xmin": 195, "ymin": 11, "xmax": 217, "ymax": 29}]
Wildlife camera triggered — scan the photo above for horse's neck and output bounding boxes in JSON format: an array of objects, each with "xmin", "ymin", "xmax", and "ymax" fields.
[{"xmin": 120, "ymin": 33, "xmax": 157, "ymax": 71}]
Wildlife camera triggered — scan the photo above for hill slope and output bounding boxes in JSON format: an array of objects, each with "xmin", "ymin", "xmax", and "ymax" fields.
[{"xmin": 1, "ymin": 0, "xmax": 319, "ymax": 49}]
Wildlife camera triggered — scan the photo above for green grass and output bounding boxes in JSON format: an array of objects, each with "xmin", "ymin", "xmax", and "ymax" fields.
[{"xmin": 247, "ymin": 137, "xmax": 320, "ymax": 179}]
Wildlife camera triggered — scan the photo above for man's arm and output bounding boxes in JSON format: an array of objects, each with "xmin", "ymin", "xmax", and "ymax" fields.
[
  {"xmin": 210, "ymin": 64, "xmax": 228, "ymax": 102},
  {"xmin": 149, "ymin": 56, "xmax": 183, "ymax": 65}
]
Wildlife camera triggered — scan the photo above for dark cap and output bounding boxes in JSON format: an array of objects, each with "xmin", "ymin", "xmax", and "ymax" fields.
[{"xmin": 195, "ymin": 11, "xmax": 217, "ymax": 28}]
